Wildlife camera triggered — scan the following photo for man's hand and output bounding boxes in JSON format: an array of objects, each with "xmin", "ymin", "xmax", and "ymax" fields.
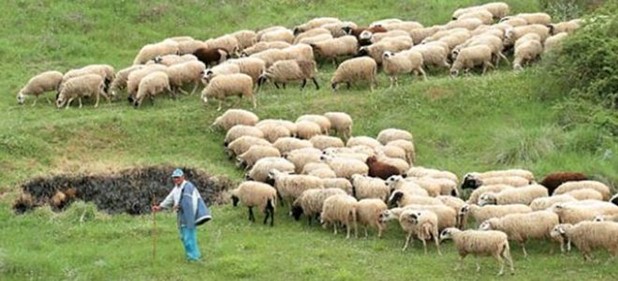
[{"xmin": 151, "ymin": 205, "xmax": 161, "ymax": 212}]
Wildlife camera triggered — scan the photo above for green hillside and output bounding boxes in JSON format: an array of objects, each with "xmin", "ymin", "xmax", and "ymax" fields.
[{"xmin": 1, "ymin": 0, "xmax": 617, "ymax": 280}]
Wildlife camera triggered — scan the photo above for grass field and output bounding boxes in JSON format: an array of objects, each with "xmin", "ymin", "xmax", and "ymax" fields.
[{"xmin": 1, "ymin": 0, "xmax": 617, "ymax": 280}]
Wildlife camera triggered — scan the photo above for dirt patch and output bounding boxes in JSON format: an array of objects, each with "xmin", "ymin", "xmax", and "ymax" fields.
[{"xmin": 12, "ymin": 165, "xmax": 235, "ymax": 215}]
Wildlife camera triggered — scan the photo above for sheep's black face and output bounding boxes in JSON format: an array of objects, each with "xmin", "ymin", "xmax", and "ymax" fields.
[
  {"xmin": 231, "ymin": 195, "xmax": 239, "ymax": 207},
  {"xmin": 357, "ymin": 48, "xmax": 369, "ymax": 57},
  {"xmin": 611, "ymin": 195, "xmax": 618, "ymax": 206},
  {"xmin": 257, "ymin": 75, "xmax": 268, "ymax": 87},
  {"xmin": 127, "ymin": 95, "xmax": 135, "ymax": 104},
  {"xmin": 265, "ymin": 177, "xmax": 275, "ymax": 187},
  {"xmin": 460, "ymin": 177, "xmax": 480, "ymax": 190},
  {"xmin": 290, "ymin": 205, "xmax": 303, "ymax": 221},
  {"xmin": 387, "ymin": 192, "xmax": 403, "ymax": 207}
]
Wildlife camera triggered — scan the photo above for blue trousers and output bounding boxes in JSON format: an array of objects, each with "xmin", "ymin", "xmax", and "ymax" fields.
[{"xmin": 179, "ymin": 226, "xmax": 201, "ymax": 261}]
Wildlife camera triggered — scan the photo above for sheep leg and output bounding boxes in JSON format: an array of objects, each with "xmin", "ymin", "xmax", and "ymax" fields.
[
  {"xmin": 273, "ymin": 82, "xmax": 280, "ymax": 89},
  {"xmin": 434, "ymin": 234, "xmax": 442, "ymax": 256},
  {"xmin": 78, "ymin": 97, "xmax": 84, "ymax": 108},
  {"xmin": 311, "ymin": 78, "xmax": 319, "ymax": 90},
  {"xmin": 402, "ymin": 232, "xmax": 413, "ymax": 251},
  {"xmin": 493, "ymin": 253, "xmax": 505, "ymax": 276},
  {"xmin": 282, "ymin": 83, "xmax": 287, "ymax": 89},
  {"xmin": 251, "ymin": 95, "xmax": 257, "ymax": 109},
  {"xmin": 333, "ymin": 223, "xmax": 338, "ymax": 235},
  {"xmin": 421, "ymin": 238, "xmax": 427, "ymax": 254},
  {"xmin": 503, "ymin": 248, "xmax": 515, "ymax": 275},
  {"xmin": 300, "ymin": 79, "xmax": 307, "ymax": 89},
  {"xmin": 31, "ymin": 96, "xmax": 38, "ymax": 107},
  {"xmin": 94, "ymin": 92, "xmax": 100, "ymax": 108},
  {"xmin": 482, "ymin": 61, "xmax": 495, "ymax": 75},
  {"xmin": 418, "ymin": 67, "xmax": 428, "ymax": 81},
  {"xmin": 248, "ymin": 207, "xmax": 255, "ymax": 222},
  {"xmin": 345, "ymin": 223, "xmax": 351, "ymax": 239},
  {"xmin": 389, "ymin": 76, "xmax": 395, "ymax": 88},
  {"xmin": 521, "ymin": 242, "xmax": 528, "ymax": 258},
  {"xmin": 346, "ymin": 82, "xmax": 351, "ymax": 90},
  {"xmin": 189, "ymin": 84, "xmax": 198, "ymax": 96},
  {"xmin": 217, "ymin": 100, "xmax": 222, "ymax": 111}
]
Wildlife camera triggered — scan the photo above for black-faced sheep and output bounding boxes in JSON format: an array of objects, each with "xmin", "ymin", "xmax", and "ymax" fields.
[{"xmin": 291, "ymin": 188, "xmax": 347, "ymax": 224}]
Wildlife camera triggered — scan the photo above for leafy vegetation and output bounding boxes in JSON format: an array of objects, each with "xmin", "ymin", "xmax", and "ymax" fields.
[{"xmin": 1, "ymin": 0, "xmax": 617, "ymax": 280}]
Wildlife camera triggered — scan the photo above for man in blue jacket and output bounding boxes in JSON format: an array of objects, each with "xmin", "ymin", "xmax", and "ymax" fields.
[{"xmin": 152, "ymin": 168, "xmax": 202, "ymax": 262}]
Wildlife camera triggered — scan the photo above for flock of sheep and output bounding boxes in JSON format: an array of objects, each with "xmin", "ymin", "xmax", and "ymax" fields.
[
  {"xmin": 16, "ymin": 2, "xmax": 582, "ymax": 110},
  {"xmin": 217, "ymin": 106, "xmax": 618, "ymax": 276}
]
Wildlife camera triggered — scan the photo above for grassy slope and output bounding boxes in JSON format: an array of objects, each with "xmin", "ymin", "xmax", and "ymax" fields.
[{"xmin": 1, "ymin": 0, "xmax": 617, "ymax": 280}]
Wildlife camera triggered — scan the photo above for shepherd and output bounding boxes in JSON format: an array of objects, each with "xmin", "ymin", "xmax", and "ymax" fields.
[{"xmin": 152, "ymin": 168, "xmax": 211, "ymax": 262}]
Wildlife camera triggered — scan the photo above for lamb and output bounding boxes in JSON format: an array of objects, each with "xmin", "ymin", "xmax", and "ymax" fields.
[
  {"xmin": 553, "ymin": 180, "xmax": 612, "ymax": 200},
  {"xmin": 226, "ymin": 136, "xmax": 271, "ymax": 158},
  {"xmin": 459, "ymin": 203, "xmax": 533, "ymax": 228},
  {"xmin": 237, "ymin": 145, "xmax": 281, "ymax": 170},
  {"xmin": 323, "ymin": 112, "xmax": 353, "ymax": 140},
  {"xmin": 310, "ymin": 35, "xmax": 358, "ymax": 65},
  {"xmin": 132, "ymin": 71, "xmax": 171, "ymax": 108},
  {"xmin": 201, "ymin": 63, "xmax": 241, "ymax": 85},
  {"xmin": 273, "ymin": 138, "xmax": 313, "ymax": 156},
  {"xmin": 240, "ymin": 41, "xmax": 291, "ymax": 57},
  {"xmin": 529, "ymin": 194, "xmax": 577, "ymax": 211},
  {"xmin": 320, "ymin": 154, "xmax": 369, "ymax": 179},
  {"xmin": 226, "ymin": 58, "xmax": 267, "ymax": 85},
  {"xmin": 246, "ymin": 157, "xmax": 295, "ymax": 183},
  {"xmin": 396, "ymin": 209, "xmax": 441, "ymax": 254},
  {"xmin": 552, "ymin": 221, "xmax": 618, "ymax": 261},
  {"xmin": 266, "ymin": 169, "xmax": 324, "ymax": 207},
  {"xmin": 126, "ymin": 64, "xmax": 168, "ymax": 101},
  {"xmin": 201, "ymin": 73, "xmax": 255, "ymax": 111},
  {"xmin": 479, "ymin": 184, "xmax": 548, "ymax": 206},
  {"xmin": 257, "ymin": 59, "xmax": 319, "ymax": 90},
  {"xmin": 224, "ymin": 125, "xmax": 264, "ymax": 146},
  {"xmin": 56, "ymin": 74, "xmax": 108, "ymax": 109},
  {"xmin": 17, "ymin": 70, "xmax": 63, "ymax": 106},
  {"xmin": 439, "ymin": 228, "xmax": 514, "ymax": 276},
  {"xmin": 350, "ymin": 174, "xmax": 390, "ymax": 201},
  {"xmin": 309, "ymin": 135, "xmax": 344, "ymax": 150},
  {"xmin": 109, "ymin": 65, "xmax": 145, "ymax": 99},
  {"xmin": 320, "ymin": 194, "xmax": 358, "ymax": 239},
  {"xmin": 365, "ymin": 155, "xmax": 400, "ymax": 180},
  {"xmin": 133, "ymin": 40, "xmax": 179, "ymax": 65},
  {"xmin": 450, "ymin": 44, "xmax": 494, "ymax": 76},
  {"xmin": 479, "ymin": 210, "xmax": 560, "ymax": 257},
  {"xmin": 513, "ymin": 39, "xmax": 543, "ymax": 71},
  {"xmin": 330, "ymin": 57, "xmax": 378, "ymax": 91},
  {"xmin": 291, "ymin": 188, "xmax": 347, "ymax": 224},
  {"xmin": 381, "ymin": 50, "xmax": 426, "ymax": 88},
  {"xmin": 356, "ymin": 198, "xmax": 388, "ymax": 238},
  {"xmin": 212, "ymin": 109, "xmax": 259, "ymax": 131},
  {"xmin": 230, "ymin": 181, "xmax": 277, "ymax": 226},
  {"xmin": 537, "ymin": 172, "xmax": 588, "ymax": 195}
]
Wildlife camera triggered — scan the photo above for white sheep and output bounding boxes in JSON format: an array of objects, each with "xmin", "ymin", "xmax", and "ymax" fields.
[
  {"xmin": 503, "ymin": 24, "xmax": 550, "ymax": 47},
  {"xmin": 224, "ymin": 125, "xmax": 264, "ymax": 146},
  {"xmin": 293, "ymin": 27, "xmax": 332, "ymax": 44},
  {"xmin": 529, "ymin": 194, "xmax": 577, "ymax": 211},
  {"xmin": 439, "ymin": 228, "xmax": 514, "ymax": 276},
  {"xmin": 226, "ymin": 136, "xmax": 271, "ymax": 158},
  {"xmin": 459, "ymin": 203, "xmax": 533, "ymax": 228},
  {"xmin": 350, "ymin": 174, "xmax": 390, "ymax": 201},
  {"xmin": 150, "ymin": 54, "xmax": 198, "ymax": 66},
  {"xmin": 543, "ymin": 32, "xmax": 569, "ymax": 54},
  {"xmin": 390, "ymin": 209, "xmax": 441, "ymax": 254},
  {"xmin": 551, "ymin": 201, "xmax": 618, "ymax": 224},
  {"xmin": 293, "ymin": 17, "xmax": 341, "ymax": 34},
  {"xmin": 256, "ymin": 120, "xmax": 293, "ymax": 143},
  {"xmin": 309, "ymin": 135, "xmax": 344, "ymax": 150},
  {"xmin": 320, "ymin": 154, "xmax": 369, "ymax": 179},
  {"xmin": 322, "ymin": 178, "xmax": 354, "ymax": 195},
  {"xmin": 257, "ymin": 26, "xmax": 294, "ymax": 43},
  {"xmin": 201, "ymin": 63, "xmax": 241, "ymax": 85},
  {"xmin": 309, "ymin": 35, "xmax": 358, "ymax": 65},
  {"xmin": 246, "ymin": 157, "xmax": 295, "ymax": 183},
  {"xmin": 409, "ymin": 42, "xmax": 451, "ymax": 70},
  {"xmin": 109, "ymin": 65, "xmax": 145, "ymax": 99},
  {"xmin": 386, "ymin": 140, "xmax": 416, "ymax": 164},
  {"xmin": 273, "ymin": 137, "xmax": 313, "ymax": 156},
  {"xmin": 250, "ymin": 48, "xmax": 289, "ymax": 68},
  {"xmin": 295, "ymin": 121, "xmax": 323, "ymax": 140},
  {"xmin": 514, "ymin": 12, "xmax": 552, "ymax": 25},
  {"xmin": 385, "ymin": 175, "xmax": 429, "ymax": 197},
  {"xmin": 382, "ymin": 50, "xmax": 426, "ymax": 87},
  {"xmin": 133, "ymin": 40, "xmax": 179, "ymax": 65},
  {"xmin": 552, "ymin": 221, "xmax": 618, "ymax": 261},
  {"xmin": 230, "ymin": 181, "xmax": 277, "ymax": 226},
  {"xmin": 56, "ymin": 74, "xmax": 108, "ymax": 109},
  {"xmin": 565, "ymin": 188, "xmax": 604, "ymax": 201},
  {"xmin": 267, "ymin": 169, "xmax": 324, "ymax": 207},
  {"xmin": 125, "ymin": 64, "xmax": 168, "ymax": 101},
  {"xmin": 450, "ymin": 44, "xmax": 494, "ymax": 76},
  {"xmin": 204, "ymin": 34, "xmax": 240, "ymax": 54},
  {"xmin": 201, "ymin": 73, "xmax": 255, "ymax": 111},
  {"xmin": 479, "ymin": 210, "xmax": 560, "ymax": 257},
  {"xmin": 284, "ymin": 147, "xmax": 322, "ymax": 174},
  {"xmin": 231, "ymin": 29, "xmax": 258, "ymax": 50},
  {"xmin": 212, "ymin": 109, "xmax": 259, "ymax": 131},
  {"xmin": 553, "ymin": 180, "xmax": 612, "ymax": 200},
  {"xmin": 133, "ymin": 71, "xmax": 171, "ymax": 108},
  {"xmin": 240, "ymin": 41, "xmax": 291, "ymax": 57},
  {"xmin": 481, "ymin": 2, "xmax": 510, "ymax": 19},
  {"xmin": 466, "ymin": 184, "xmax": 513, "ymax": 204},
  {"xmin": 388, "ymin": 190, "xmax": 443, "ymax": 207},
  {"xmin": 290, "ymin": 188, "xmax": 347, "ymax": 224},
  {"xmin": 17, "ymin": 70, "xmax": 63, "ymax": 106},
  {"xmin": 356, "ymin": 198, "xmax": 388, "ymax": 238},
  {"xmin": 257, "ymin": 59, "xmax": 319, "ymax": 90},
  {"xmin": 548, "ymin": 19, "xmax": 582, "ymax": 35},
  {"xmin": 513, "ymin": 39, "xmax": 543, "ymax": 71},
  {"xmin": 320, "ymin": 194, "xmax": 358, "ymax": 239},
  {"xmin": 323, "ymin": 112, "xmax": 353, "ymax": 140},
  {"xmin": 479, "ymin": 184, "xmax": 548, "ymax": 206},
  {"xmin": 330, "ymin": 57, "xmax": 378, "ymax": 91},
  {"xmin": 237, "ymin": 145, "xmax": 281, "ymax": 170},
  {"xmin": 406, "ymin": 166, "xmax": 459, "ymax": 183}
]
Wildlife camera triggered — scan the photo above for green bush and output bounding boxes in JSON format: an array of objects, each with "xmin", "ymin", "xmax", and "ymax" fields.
[{"xmin": 540, "ymin": 0, "xmax": 605, "ymax": 20}]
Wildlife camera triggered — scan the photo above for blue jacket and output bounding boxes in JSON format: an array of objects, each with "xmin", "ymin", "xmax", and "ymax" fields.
[{"xmin": 178, "ymin": 181, "xmax": 211, "ymax": 228}]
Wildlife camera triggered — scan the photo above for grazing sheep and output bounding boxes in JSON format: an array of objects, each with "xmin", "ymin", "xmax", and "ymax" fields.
[
  {"xmin": 410, "ymin": 42, "xmax": 451, "ymax": 70},
  {"xmin": 266, "ymin": 169, "xmax": 324, "ymax": 207},
  {"xmin": 60, "ymin": 64, "xmax": 115, "ymax": 95},
  {"xmin": 331, "ymin": 57, "xmax": 378, "ymax": 91},
  {"xmin": 405, "ymin": 177, "xmax": 445, "ymax": 197},
  {"xmin": 258, "ymin": 27, "xmax": 295, "ymax": 43},
  {"xmin": 231, "ymin": 29, "xmax": 258, "ymax": 50},
  {"xmin": 250, "ymin": 48, "xmax": 289, "ymax": 68},
  {"xmin": 350, "ymin": 174, "xmax": 390, "ymax": 201},
  {"xmin": 356, "ymin": 198, "xmax": 388, "ymax": 238},
  {"xmin": 204, "ymin": 34, "xmax": 240, "ymax": 54},
  {"xmin": 366, "ymin": 155, "xmax": 400, "ymax": 180},
  {"xmin": 445, "ymin": 18, "xmax": 484, "ymax": 31},
  {"xmin": 231, "ymin": 181, "xmax": 277, "ymax": 226},
  {"xmin": 461, "ymin": 174, "xmax": 531, "ymax": 190},
  {"xmin": 296, "ymin": 33, "xmax": 334, "ymax": 45},
  {"xmin": 201, "ymin": 63, "xmax": 241, "ymax": 85},
  {"xmin": 390, "ymin": 209, "xmax": 441, "ymax": 254},
  {"xmin": 459, "ymin": 203, "xmax": 533, "ymax": 228},
  {"xmin": 257, "ymin": 59, "xmax": 319, "ymax": 90},
  {"xmin": 282, "ymin": 44, "xmax": 315, "ymax": 63},
  {"xmin": 543, "ymin": 32, "xmax": 569, "ymax": 54},
  {"xmin": 126, "ymin": 64, "xmax": 168, "ymax": 101},
  {"xmin": 388, "ymin": 190, "xmax": 443, "ymax": 207},
  {"xmin": 320, "ymin": 154, "xmax": 369, "ymax": 179},
  {"xmin": 382, "ymin": 50, "xmax": 426, "ymax": 87},
  {"xmin": 294, "ymin": 28, "xmax": 331, "ymax": 44},
  {"xmin": 566, "ymin": 188, "xmax": 604, "ymax": 201},
  {"xmin": 150, "ymin": 54, "xmax": 198, "ymax": 66},
  {"xmin": 323, "ymin": 112, "xmax": 353, "ymax": 140},
  {"xmin": 529, "ymin": 194, "xmax": 577, "ymax": 211},
  {"xmin": 309, "ymin": 35, "xmax": 358, "ymax": 65},
  {"xmin": 406, "ymin": 167, "xmax": 459, "ymax": 183},
  {"xmin": 548, "ymin": 19, "xmax": 582, "ymax": 35},
  {"xmin": 515, "ymin": 12, "xmax": 552, "ymax": 25},
  {"xmin": 295, "ymin": 121, "xmax": 323, "ymax": 140},
  {"xmin": 322, "ymin": 178, "xmax": 354, "ymax": 194},
  {"xmin": 291, "ymin": 188, "xmax": 347, "ymax": 224},
  {"xmin": 457, "ymin": 9, "xmax": 495, "ymax": 24},
  {"xmin": 479, "ymin": 210, "xmax": 559, "ymax": 257},
  {"xmin": 273, "ymin": 137, "xmax": 313, "ymax": 156},
  {"xmin": 237, "ymin": 145, "xmax": 281, "ymax": 169},
  {"xmin": 165, "ymin": 60, "xmax": 206, "ymax": 95},
  {"xmin": 386, "ymin": 140, "xmax": 416, "ymax": 164},
  {"xmin": 553, "ymin": 180, "xmax": 612, "ymax": 201},
  {"xmin": 212, "ymin": 109, "xmax": 259, "ymax": 131},
  {"xmin": 551, "ymin": 202, "xmax": 618, "ymax": 224},
  {"xmin": 224, "ymin": 125, "xmax": 264, "ymax": 146},
  {"xmin": 56, "ymin": 74, "xmax": 108, "ymax": 109},
  {"xmin": 241, "ymin": 41, "xmax": 291, "ymax": 57},
  {"xmin": 321, "ymin": 21, "xmax": 358, "ymax": 37},
  {"xmin": 552, "ymin": 221, "xmax": 618, "ymax": 261},
  {"xmin": 346, "ymin": 136, "xmax": 381, "ymax": 149},
  {"xmin": 109, "ymin": 65, "xmax": 145, "ymax": 99},
  {"xmin": 439, "ymin": 228, "xmax": 514, "ymax": 276},
  {"xmin": 293, "ymin": 17, "xmax": 341, "ymax": 35},
  {"xmin": 513, "ymin": 39, "xmax": 543, "ymax": 71},
  {"xmin": 450, "ymin": 45, "xmax": 494, "ymax": 76},
  {"xmin": 246, "ymin": 157, "xmax": 295, "ymax": 182},
  {"xmin": 503, "ymin": 24, "xmax": 550, "ymax": 47},
  {"xmin": 321, "ymin": 194, "xmax": 358, "ymax": 239},
  {"xmin": 466, "ymin": 184, "xmax": 513, "ymax": 204},
  {"xmin": 357, "ymin": 37, "xmax": 413, "ymax": 64},
  {"xmin": 226, "ymin": 58, "xmax": 267, "ymax": 84},
  {"xmin": 133, "ymin": 40, "xmax": 179, "ymax": 65},
  {"xmin": 133, "ymin": 71, "xmax": 171, "ymax": 108},
  {"xmin": 376, "ymin": 128, "xmax": 413, "ymax": 144},
  {"xmin": 226, "ymin": 136, "xmax": 271, "ymax": 158},
  {"xmin": 256, "ymin": 120, "xmax": 293, "ymax": 143},
  {"xmin": 343, "ymin": 25, "xmax": 388, "ymax": 41},
  {"xmin": 385, "ymin": 175, "xmax": 429, "ymax": 197},
  {"xmin": 481, "ymin": 2, "xmax": 510, "ymax": 19},
  {"xmin": 479, "ymin": 184, "xmax": 548, "ymax": 206},
  {"xmin": 309, "ymin": 135, "xmax": 344, "ymax": 150},
  {"xmin": 17, "ymin": 70, "xmax": 63, "ymax": 106},
  {"xmin": 201, "ymin": 73, "xmax": 255, "ymax": 111},
  {"xmin": 538, "ymin": 172, "xmax": 588, "ymax": 195}
]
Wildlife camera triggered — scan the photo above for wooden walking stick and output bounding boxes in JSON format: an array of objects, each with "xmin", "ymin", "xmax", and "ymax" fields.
[{"xmin": 152, "ymin": 194, "xmax": 157, "ymax": 260}]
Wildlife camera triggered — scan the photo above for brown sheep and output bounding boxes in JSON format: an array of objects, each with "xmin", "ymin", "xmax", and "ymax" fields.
[
  {"xmin": 193, "ymin": 47, "xmax": 229, "ymax": 67},
  {"xmin": 539, "ymin": 172, "xmax": 588, "ymax": 195},
  {"xmin": 366, "ymin": 155, "xmax": 400, "ymax": 180}
]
